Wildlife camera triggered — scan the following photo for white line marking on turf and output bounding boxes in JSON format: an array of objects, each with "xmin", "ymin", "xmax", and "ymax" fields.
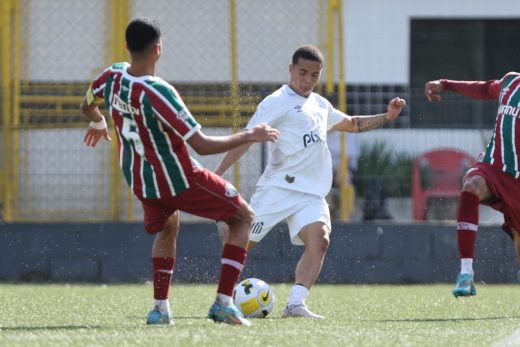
[{"xmin": 494, "ymin": 327, "xmax": 520, "ymax": 347}]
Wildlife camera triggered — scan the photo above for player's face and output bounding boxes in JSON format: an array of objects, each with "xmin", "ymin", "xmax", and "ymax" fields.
[{"xmin": 289, "ymin": 58, "xmax": 322, "ymax": 97}]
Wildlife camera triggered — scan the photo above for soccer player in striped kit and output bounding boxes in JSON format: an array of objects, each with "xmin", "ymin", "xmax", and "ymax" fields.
[
  {"xmin": 80, "ymin": 18, "xmax": 278, "ymax": 326},
  {"xmin": 425, "ymin": 73, "xmax": 520, "ymax": 297}
]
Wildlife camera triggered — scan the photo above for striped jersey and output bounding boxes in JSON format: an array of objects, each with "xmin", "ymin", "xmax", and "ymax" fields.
[
  {"xmin": 86, "ymin": 62, "xmax": 202, "ymax": 199},
  {"xmin": 442, "ymin": 72, "xmax": 520, "ymax": 179},
  {"xmin": 481, "ymin": 72, "xmax": 520, "ymax": 178}
]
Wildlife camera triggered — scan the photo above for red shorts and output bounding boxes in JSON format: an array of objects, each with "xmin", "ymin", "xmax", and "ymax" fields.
[
  {"xmin": 465, "ymin": 162, "xmax": 520, "ymax": 238},
  {"xmin": 140, "ymin": 168, "xmax": 245, "ymax": 233}
]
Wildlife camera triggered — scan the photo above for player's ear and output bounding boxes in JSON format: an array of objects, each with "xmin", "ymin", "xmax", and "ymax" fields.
[{"xmin": 289, "ymin": 64, "xmax": 294, "ymax": 74}]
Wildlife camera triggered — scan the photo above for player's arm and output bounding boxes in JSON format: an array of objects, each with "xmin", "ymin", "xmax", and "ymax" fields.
[
  {"xmin": 80, "ymin": 87, "xmax": 111, "ymax": 147},
  {"xmin": 214, "ymin": 143, "xmax": 252, "ymax": 176},
  {"xmin": 187, "ymin": 124, "xmax": 278, "ymax": 156},
  {"xmin": 330, "ymin": 97, "xmax": 406, "ymax": 133},
  {"xmin": 425, "ymin": 78, "xmax": 501, "ymax": 102}
]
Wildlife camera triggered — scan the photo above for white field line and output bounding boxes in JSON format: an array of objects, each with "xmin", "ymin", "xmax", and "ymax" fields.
[{"xmin": 494, "ymin": 327, "xmax": 520, "ymax": 347}]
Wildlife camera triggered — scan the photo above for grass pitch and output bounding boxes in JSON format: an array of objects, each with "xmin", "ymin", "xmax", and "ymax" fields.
[{"xmin": 1, "ymin": 283, "xmax": 520, "ymax": 346}]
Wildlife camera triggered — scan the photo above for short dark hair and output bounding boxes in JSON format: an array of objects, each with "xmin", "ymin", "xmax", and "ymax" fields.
[
  {"xmin": 292, "ymin": 45, "xmax": 324, "ymax": 66},
  {"xmin": 125, "ymin": 18, "xmax": 161, "ymax": 54}
]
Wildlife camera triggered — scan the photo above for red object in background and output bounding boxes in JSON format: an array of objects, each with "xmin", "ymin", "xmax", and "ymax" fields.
[{"xmin": 412, "ymin": 148, "xmax": 475, "ymax": 221}]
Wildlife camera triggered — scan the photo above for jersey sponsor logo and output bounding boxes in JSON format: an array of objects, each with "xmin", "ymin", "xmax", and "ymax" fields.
[
  {"xmin": 177, "ymin": 109, "xmax": 189, "ymax": 121},
  {"xmin": 224, "ymin": 183, "xmax": 238, "ymax": 197},
  {"xmin": 302, "ymin": 130, "xmax": 323, "ymax": 147},
  {"xmin": 112, "ymin": 94, "xmax": 140, "ymax": 116},
  {"xmin": 251, "ymin": 221, "xmax": 264, "ymax": 235},
  {"xmin": 498, "ymin": 104, "xmax": 520, "ymax": 117}
]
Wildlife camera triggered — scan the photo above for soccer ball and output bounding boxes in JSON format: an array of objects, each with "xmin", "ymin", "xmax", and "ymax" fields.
[{"xmin": 233, "ymin": 278, "xmax": 275, "ymax": 318}]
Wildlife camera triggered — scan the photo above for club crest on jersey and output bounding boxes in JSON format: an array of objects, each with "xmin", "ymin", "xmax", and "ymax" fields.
[
  {"xmin": 112, "ymin": 94, "xmax": 139, "ymax": 116},
  {"xmin": 500, "ymin": 87, "xmax": 509, "ymax": 101},
  {"xmin": 225, "ymin": 183, "xmax": 238, "ymax": 197},
  {"xmin": 302, "ymin": 130, "xmax": 323, "ymax": 147}
]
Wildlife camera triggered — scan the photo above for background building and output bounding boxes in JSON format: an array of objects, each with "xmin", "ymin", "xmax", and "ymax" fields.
[{"xmin": 1, "ymin": 0, "xmax": 519, "ymax": 222}]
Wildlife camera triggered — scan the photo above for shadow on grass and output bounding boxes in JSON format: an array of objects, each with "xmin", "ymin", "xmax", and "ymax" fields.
[
  {"xmin": 128, "ymin": 315, "xmax": 284, "ymax": 321},
  {"xmin": 0, "ymin": 325, "xmax": 104, "ymax": 331},
  {"xmin": 370, "ymin": 316, "xmax": 520, "ymax": 323}
]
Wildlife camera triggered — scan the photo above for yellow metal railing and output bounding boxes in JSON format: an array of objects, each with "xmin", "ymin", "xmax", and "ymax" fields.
[
  {"xmin": 229, "ymin": 0, "xmax": 241, "ymax": 190},
  {"xmin": 18, "ymin": 86, "xmax": 260, "ymax": 129},
  {"xmin": 1, "ymin": 0, "xmax": 339, "ymax": 222},
  {"xmin": 1, "ymin": 0, "xmax": 20, "ymax": 222},
  {"xmin": 109, "ymin": 0, "xmax": 130, "ymax": 222},
  {"xmin": 324, "ymin": 0, "xmax": 353, "ymax": 221}
]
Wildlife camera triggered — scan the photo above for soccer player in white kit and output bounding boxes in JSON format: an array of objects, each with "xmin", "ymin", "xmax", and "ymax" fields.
[{"xmin": 216, "ymin": 45, "xmax": 406, "ymax": 319}]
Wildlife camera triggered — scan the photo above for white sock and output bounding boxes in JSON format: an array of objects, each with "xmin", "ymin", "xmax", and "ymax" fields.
[
  {"xmin": 460, "ymin": 258, "xmax": 474, "ymax": 275},
  {"xmin": 154, "ymin": 299, "xmax": 170, "ymax": 315},
  {"xmin": 287, "ymin": 284, "xmax": 309, "ymax": 306},
  {"xmin": 217, "ymin": 293, "xmax": 233, "ymax": 307}
]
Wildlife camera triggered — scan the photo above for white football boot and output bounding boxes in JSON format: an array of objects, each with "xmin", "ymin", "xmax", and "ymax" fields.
[{"xmin": 281, "ymin": 304, "xmax": 324, "ymax": 319}]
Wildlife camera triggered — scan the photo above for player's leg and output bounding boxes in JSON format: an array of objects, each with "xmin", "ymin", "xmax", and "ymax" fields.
[
  {"xmin": 282, "ymin": 222, "xmax": 329, "ymax": 319},
  {"xmin": 453, "ymin": 173, "xmax": 492, "ymax": 297},
  {"xmin": 145, "ymin": 210, "xmax": 179, "ymax": 324},
  {"xmin": 282, "ymin": 221, "xmax": 329, "ymax": 319},
  {"xmin": 140, "ymin": 197, "xmax": 179, "ymax": 324},
  {"xmin": 210, "ymin": 197, "xmax": 288, "ymax": 325},
  {"xmin": 178, "ymin": 170, "xmax": 252, "ymax": 325},
  {"xmin": 293, "ymin": 222, "xmax": 330, "ymax": 289},
  {"xmin": 282, "ymin": 196, "xmax": 330, "ymax": 319},
  {"xmin": 207, "ymin": 201, "xmax": 253, "ymax": 326},
  {"xmin": 510, "ymin": 228, "xmax": 520, "ymax": 281}
]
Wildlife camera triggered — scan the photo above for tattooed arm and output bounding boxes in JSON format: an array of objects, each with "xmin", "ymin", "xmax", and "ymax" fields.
[{"xmin": 330, "ymin": 97, "xmax": 406, "ymax": 133}]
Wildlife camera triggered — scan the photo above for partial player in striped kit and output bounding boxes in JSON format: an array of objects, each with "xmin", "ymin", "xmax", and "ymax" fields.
[
  {"xmin": 80, "ymin": 18, "xmax": 278, "ymax": 326},
  {"xmin": 425, "ymin": 73, "xmax": 520, "ymax": 298}
]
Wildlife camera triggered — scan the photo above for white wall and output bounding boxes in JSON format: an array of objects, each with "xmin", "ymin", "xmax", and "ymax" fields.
[
  {"xmin": 26, "ymin": 0, "xmax": 520, "ymax": 83},
  {"xmin": 27, "ymin": 0, "xmax": 319, "ymax": 83},
  {"xmin": 27, "ymin": 0, "xmax": 107, "ymax": 81},
  {"xmin": 344, "ymin": 0, "xmax": 520, "ymax": 84}
]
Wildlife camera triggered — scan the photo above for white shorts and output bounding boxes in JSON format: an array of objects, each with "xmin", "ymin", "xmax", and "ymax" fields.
[{"xmin": 249, "ymin": 186, "xmax": 331, "ymax": 246}]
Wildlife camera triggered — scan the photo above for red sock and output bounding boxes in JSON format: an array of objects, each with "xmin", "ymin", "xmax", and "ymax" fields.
[
  {"xmin": 217, "ymin": 244, "xmax": 247, "ymax": 296},
  {"xmin": 152, "ymin": 257, "xmax": 175, "ymax": 300},
  {"xmin": 457, "ymin": 191, "xmax": 480, "ymax": 258}
]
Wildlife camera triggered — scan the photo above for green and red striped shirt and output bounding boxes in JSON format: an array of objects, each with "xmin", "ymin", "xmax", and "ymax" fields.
[
  {"xmin": 86, "ymin": 62, "xmax": 201, "ymax": 198},
  {"xmin": 442, "ymin": 72, "xmax": 520, "ymax": 179}
]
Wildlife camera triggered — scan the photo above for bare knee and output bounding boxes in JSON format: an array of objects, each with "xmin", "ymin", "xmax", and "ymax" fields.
[
  {"xmin": 316, "ymin": 233, "xmax": 330, "ymax": 254},
  {"xmin": 302, "ymin": 225, "xmax": 330, "ymax": 255},
  {"xmin": 229, "ymin": 202, "xmax": 254, "ymax": 227},
  {"xmin": 223, "ymin": 203, "xmax": 252, "ymax": 248},
  {"xmin": 162, "ymin": 211, "xmax": 179, "ymax": 238}
]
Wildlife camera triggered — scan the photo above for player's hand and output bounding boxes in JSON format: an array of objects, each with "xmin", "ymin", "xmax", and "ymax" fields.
[
  {"xmin": 385, "ymin": 97, "xmax": 406, "ymax": 121},
  {"xmin": 248, "ymin": 124, "xmax": 279, "ymax": 142},
  {"xmin": 424, "ymin": 80, "xmax": 443, "ymax": 102},
  {"xmin": 83, "ymin": 127, "xmax": 111, "ymax": 147}
]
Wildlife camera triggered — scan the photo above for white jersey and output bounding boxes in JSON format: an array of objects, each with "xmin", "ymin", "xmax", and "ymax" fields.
[{"xmin": 247, "ymin": 84, "xmax": 346, "ymax": 197}]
